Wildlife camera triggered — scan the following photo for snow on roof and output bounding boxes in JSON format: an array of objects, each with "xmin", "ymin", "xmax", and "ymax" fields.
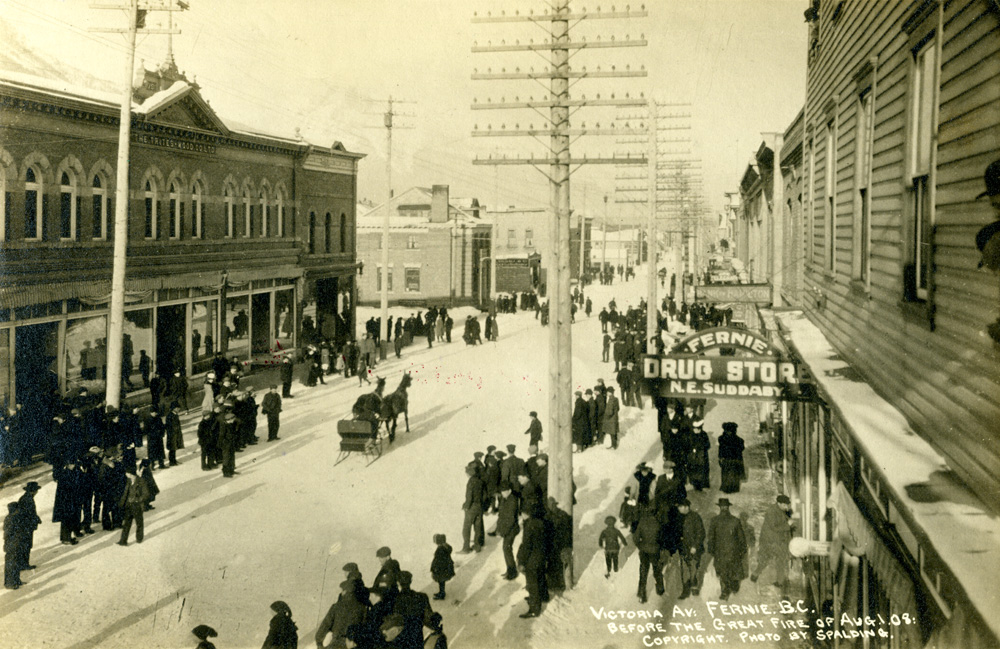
[
  {"xmin": 0, "ymin": 69, "xmax": 121, "ymax": 108},
  {"xmin": 133, "ymin": 80, "xmax": 188, "ymax": 115},
  {"xmin": 356, "ymin": 215, "xmax": 430, "ymax": 231},
  {"xmin": 776, "ymin": 310, "xmax": 1000, "ymax": 639}
]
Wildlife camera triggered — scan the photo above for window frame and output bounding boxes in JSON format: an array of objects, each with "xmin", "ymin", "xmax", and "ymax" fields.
[
  {"xmin": 24, "ymin": 166, "xmax": 42, "ymax": 241},
  {"xmin": 852, "ymin": 60, "xmax": 877, "ymax": 291},
  {"xmin": 224, "ymin": 188, "xmax": 234, "ymax": 238},
  {"xmin": 191, "ymin": 182, "xmax": 203, "ymax": 239},
  {"xmin": 260, "ymin": 189, "xmax": 269, "ymax": 238},
  {"xmin": 406, "ymin": 234, "xmax": 418, "ymax": 250},
  {"xmin": 404, "ymin": 265, "xmax": 421, "ymax": 293},
  {"xmin": 59, "ymin": 170, "xmax": 78, "ymax": 241},
  {"xmin": 376, "ymin": 264, "xmax": 393, "ymax": 292},
  {"xmin": 92, "ymin": 174, "xmax": 108, "ymax": 240},
  {"xmin": 339, "ymin": 213, "xmax": 347, "ymax": 253},
  {"xmin": 144, "ymin": 179, "xmax": 158, "ymax": 239},
  {"xmin": 276, "ymin": 192, "xmax": 284, "ymax": 237},
  {"xmin": 824, "ymin": 112, "xmax": 837, "ymax": 275},
  {"xmin": 168, "ymin": 182, "xmax": 181, "ymax": 240},
  {"xmin": 243, "ymin": 189, "xmax": 252, "ymax": 238}
]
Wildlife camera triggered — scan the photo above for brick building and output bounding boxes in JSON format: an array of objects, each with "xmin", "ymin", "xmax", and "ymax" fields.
[{"xmin": 0, "ymin": 61, "xmax": 363, "ymax": 461}]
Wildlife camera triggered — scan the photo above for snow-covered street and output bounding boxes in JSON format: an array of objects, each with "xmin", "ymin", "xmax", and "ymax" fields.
[{"xmin": 0, "ymin": 265, "xmax": 805, "ymax": 649}]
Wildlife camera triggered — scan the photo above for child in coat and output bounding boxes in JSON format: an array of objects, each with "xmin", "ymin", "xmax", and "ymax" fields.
[
  {"xmin": 430, "ymin": 533, "xmax": 455, "ymax": 600},
  {"xmin": 598, "ymin": 515, "xmax": 628, "ymax": 578},
  {"xmin": 619, "ymin": 487, "xmax": 639, "ymax": 533}
]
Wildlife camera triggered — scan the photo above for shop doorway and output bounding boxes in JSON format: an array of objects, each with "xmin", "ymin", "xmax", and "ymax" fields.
[
  {"xmin": 14, "ymin": 322, "xmax": 60, "ymax": 460},
  {"xmin": 251, "ymin": 293, "xmax": 271, "ymax": 355},
  {"xmin": 156, "ymin": 304, "xmax": 186, "ymax": 376}
]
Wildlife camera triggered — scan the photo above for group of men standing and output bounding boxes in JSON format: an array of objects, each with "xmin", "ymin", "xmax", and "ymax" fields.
[
  {"xmin": 458, "ymin": 424, "xmax": 574, "ymax": 619},
  {"xmin": 570, "ymin": 383, "xmax": 621, "ymax": 452}
]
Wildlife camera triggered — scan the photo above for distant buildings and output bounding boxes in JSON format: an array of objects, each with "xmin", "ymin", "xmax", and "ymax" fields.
[{"xmin": 356, "ymin": 185, "xmax": 490, "ymax": 306}]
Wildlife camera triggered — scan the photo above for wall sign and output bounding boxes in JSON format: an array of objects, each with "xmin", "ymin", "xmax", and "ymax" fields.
[{"xmin": 643, "ymin": 354, "xmax": 802, "ymax": 400}]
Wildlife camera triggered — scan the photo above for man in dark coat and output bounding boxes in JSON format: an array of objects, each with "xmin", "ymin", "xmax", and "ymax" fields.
[
  {"xmin": 315, "ymin": 578, "xmax": 368, "ymax": 649},
  {"xmin": 218, "ymin": 411, "xmax": 239, "ymax": 478},
  {"xmin": 460, "ymin": 463, "xmax": 485, "ymax": 554},
  {"xmin": 752, "ymin": 494, "xmax": 794, "ymax": 588},
  {"xmin": 687, "ymin": 419, "xmax": 711, "ymax": 491},
  {"xmin": 545, "ymin": 497, "xmax": 574, "ymax": 591},
  {"xmin": 499, "ymin": 445, "xmax": 525, "ymax": 490},
  {"xmin": 483, "ymin": 446, "xmax": 500, "ymax": 513},
  {"xmin": 584, "ymin": 390, "xmax": 598, "ymax": 449},
  {"xmin": 496, "ymin": 484, "xmax": 520, "ymax": 580},
  {"xmin": 706, "ymin": 498, "xmax": 748, "ymax": 600},
  {"xmin": 677, "ymin": 499, "xmax": 705, "ymax": 599},
  {"xmin": 280, "ymin": 356, "xmax": 295, "ymax": 398},
  {"xmin": 616, "ymin": 364, "xmax": 633, "ymax": 407},
  {"xmin": 197, "ymin": 411, "xmax": 218, "ymax": 470},
  {"xmin": 144, "ymin": 408, "xmax": 166, "ymax": 470},
  {"xmin": 524, "ymin": 411, "xmax": 542, "ymax": 447},
  {"xmin": 261, "ymin": 385, "xmax": 282, "ymax": 442},
  {"xmin": 603, "ymin": 387, "xmax": 621, "ymax": 448},
  {"xmin": 515, "ymin": 472, "xmax": 544, "ymax": 521},
  {"xmin": 16, "ymin": 482, "xmax": 41, "ymax": 570},
  {"xmin": 371, "ymin": 546, "xmax": 401, "ymax": 600},
  {"xmin": 393, "ymin": 571, "xmax": 433, "ymax": 649},
  {"xmin": 633, "ymin": 507, "xmax": 664, "ymax": 604},
  {"xmin": 571, "ymin": 391, "xmax": 588, "ymax": 452},
  {"xmin": 516, "ymin": 509, "xmax": 547, "ymax": 618},
  {"xmin": 4, "ymin": 502, "xmax": 25, "ymax": 589},
  {"xmin": 117, "ymin": 469, "xmax": 150, "ymax": 545},
  {"xmin": 165, "ymin": 404, "xmax": 183, "ymax": 466},
  {"xmin": 167, "ymin": 370, "xmax": 189, "ymax": 410}
]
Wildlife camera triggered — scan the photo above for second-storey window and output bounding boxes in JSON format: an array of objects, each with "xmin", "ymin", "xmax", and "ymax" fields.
[
  {"xmin": 92, "ymin": 175, "xmax": 108, "ymax": 240},
  {"xmin": 24, "ymin": 167, "xmax": 42, "ymax": 240},
  {"xmin": 60, "ymin": 171, "xmax": 77, "ymax": 240},
  {"xmin": 144, "ymin": 179, "xmax": 157, "ymax": 239}
]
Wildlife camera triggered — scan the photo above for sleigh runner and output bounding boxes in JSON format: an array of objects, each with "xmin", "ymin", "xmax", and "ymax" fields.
[{"xmin": 335, "ymin": 418, "xmax": 383, "ymax": 466}]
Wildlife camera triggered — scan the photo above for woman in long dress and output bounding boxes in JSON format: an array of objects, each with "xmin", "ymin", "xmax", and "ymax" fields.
[{"xmin": 717, "ymin": 421, "xmax": 745, "ymax": 494}]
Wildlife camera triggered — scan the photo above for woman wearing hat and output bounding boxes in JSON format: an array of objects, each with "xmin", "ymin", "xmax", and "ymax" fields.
[
  {"xmin": 717, "ymin": 422, "xmax": 745, "ymax": 494},
  {"xmin": 191, "ymin": 624, "xmax": 218, "ymax": 649},
  {"xmin": 262, "ymin": 600, "xmax": 298, "ymax": 649}
]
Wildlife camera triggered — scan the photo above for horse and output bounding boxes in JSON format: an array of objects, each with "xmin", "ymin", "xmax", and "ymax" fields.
[
  {"xmin": 352, "ymin": 376, "xmax": 386, "ymax": 433},
  {"xmin": 380, "ymin": 373, "xmax": 411, "ymax": 443}
]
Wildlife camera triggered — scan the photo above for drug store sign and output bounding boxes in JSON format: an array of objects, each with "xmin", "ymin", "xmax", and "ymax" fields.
[{"xmin": 643, "ymin": 328, "xmax": 804, "ymax": 401}]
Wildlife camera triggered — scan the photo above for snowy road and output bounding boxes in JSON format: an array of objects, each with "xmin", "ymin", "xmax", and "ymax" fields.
[{"xmin": 0, "ymin": 265, "xmax": 805, "ymax": 649}]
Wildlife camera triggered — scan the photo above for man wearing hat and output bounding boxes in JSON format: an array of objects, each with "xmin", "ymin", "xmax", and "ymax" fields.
[
  {"xmin": 500, "ymin": 444, "xmax": 525, "ymax": 489},
  {"xmin": 752, "ymin": 494, "xmax": 794, "ymax": 589},
  {"xmin": 524, "ymin": 411, "xmax": 542, "ymax": 447},
  {"xmin": 280, "ymin": 355, "xmax": 295, "ymax": 398},
  {"xmin": 483, "ymin": 445, "xmax": 501, "ymax": 513},
  {"xmin": 117, "ymin": 468, "xmax": 150, "ymax": 546},
  {"xmin": 394, "ymin": 570, "xmax": 434, "ymax": 648},
  {"xmin": 516, "ymin": 507, "xmax": 548, "ymax": 618},
  {"xmin": 495, "ymin": 483, "xmax": 521, "ymax": 580},
  {"xmin": 218, "ymin": 411, "xmax": 240, "ymax": 478},
  {"xmin": 677, "ymin": 499, "xmax": 705, "ymax": 599},
  {"xmin": 192, "ymin": 624, "xmax": 218, "ymax": 649},
  {"xmin": 261, "ymin": 600, "xmax": 298, "ymax": 649},
  {"xmin": 688, "ymin": 420, "xmax": 711, "ymax": 491},
  {"xmin": 16, "ymin": 482, "xmax": 41, "ymax": 571},
  {"xmin": 371, "ymin": 546, "xmax": 400, "ymax": 600},
  {"xmin": 460, "ymin": 463, "xmax": 486, "ymax": 554},
  {"xmin": 4, "ymin": 501, "xmax": 25, "ymax": 589},
  {"xmin": 706, "ymin": 498, "xmax": 748, "ymax": 600},
  {"xmin": 315, "ymin": 577, "xmax": 367, "ymax": 649},
  {"xmin": 261, "ymin": 384, "xmax": 282, "ymax": 442},
  {"xmin": 197, "ymin": 411, "xmax": 218, "ymax": 471}
]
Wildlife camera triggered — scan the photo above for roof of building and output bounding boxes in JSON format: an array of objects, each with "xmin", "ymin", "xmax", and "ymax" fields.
[
  {"xmin": 0, "ymin": 69, "xmax": 359, "ymax": 157},
  {"xmin": 358, "ymin": 186, "xmax": 485, "ymax": 230}
]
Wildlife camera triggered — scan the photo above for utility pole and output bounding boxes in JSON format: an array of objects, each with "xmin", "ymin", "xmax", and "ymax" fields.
[
  {"xmin": 491, "ymin": 165, "xmax": 499, "ymax": 304},
  {"xmin": 381, "ymin": 98, "xmax": 394, "ymax": 347},
  {"xmin": 602, "ymin": 194, "xmax": 608, "ymax": 272},
  {"xmin": 764, "ymin": 131, "xmax": 785, "ymax": 307},
  {"xmin": 91, "ymin": 0, "xmax": 183, "ymax": 410},
  {"xmin": 472, "ymin": 2, "xmax": 647, "ymax": 532}
]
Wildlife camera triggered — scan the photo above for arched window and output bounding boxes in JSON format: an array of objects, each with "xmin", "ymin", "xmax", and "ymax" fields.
[
  {"xmin": 243, "ymin": 187, "xmax": 252, "ymax": 237},
  {"xmin": 260, "ymin": 188, "xmax": 269, "ymax": 237},
  {"xmin": 325, "ymin": 212, "xmax": 332, "ymax": 253},
  {"xmin": 169, "ymin": 182, "xmax": 181, "ymax": 239},
  {"xmin": 308, "ymin": 211, "xmax": 316, "ymax": 254},
  {"xmin": 92, "ymin": 175, "xmax": 108, "ymax": 240},
  {"xmin": 60, "ymin": 171, "xmax": 78, "ymax": 240},
  {"xmin": 24, "ymin": 166, "xmax": 42, "ymax": 240},
  {"xmin": 144, "ymin": 179, "xmax": 158, "ymax": 239},
  {"xmin": 191, "ymin": 182, "xmax": 203, "ymax": 238},
  {"xmin": 224, "ymin": 188, "xmax": 234, "ymax": 238},
  {"xmin": 276, "ymin": 191, "xmax": 284, "ymax": 237},
  {"xmin": 339, "ymin": 213, "xmax": 347, "ymax": 253}
]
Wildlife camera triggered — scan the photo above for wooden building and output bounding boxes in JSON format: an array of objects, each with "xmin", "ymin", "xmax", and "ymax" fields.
[
  {"xmin": 752, "ymin": 1, "xmax": 1000, "ymax": 647},
  {"xmin": 0, "ymin": 62, "xmax": 363, "ymax": 461}
]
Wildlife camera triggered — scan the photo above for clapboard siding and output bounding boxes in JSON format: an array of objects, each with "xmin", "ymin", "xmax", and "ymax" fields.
[{"xmin": 798, "ymin": 0, "xmax": 1000, "ymax": 511}]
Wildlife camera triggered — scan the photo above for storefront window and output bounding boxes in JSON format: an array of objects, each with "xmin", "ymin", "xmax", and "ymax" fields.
[
  {"xmin": 224, "ymin": 295, "xmax": 250, "ymax": 361},
  {"xmin": 123, "ymin": 309, "xmax": 153, "ymax": 392},
  {"xmin": 192, "ymin": 300, "xmax": 219, "ymax": 375},
  {"xmin": 275, "ymin": 289, "xmax": 294, "ymax": 353},
  {"xmin": 65, "ymin": 314, "xmax": 108, "ymax": 393}
]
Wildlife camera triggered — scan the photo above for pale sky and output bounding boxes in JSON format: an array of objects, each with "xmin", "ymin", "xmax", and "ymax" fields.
[{"xmin": 1, "ymin": 0, "xmax": 807, "ymax": 223}]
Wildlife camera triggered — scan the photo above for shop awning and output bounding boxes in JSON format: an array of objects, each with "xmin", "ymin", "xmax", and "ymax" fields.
[{"xmin": 776, "ymin": 310, "xmax": 1000, "ymax": 646}]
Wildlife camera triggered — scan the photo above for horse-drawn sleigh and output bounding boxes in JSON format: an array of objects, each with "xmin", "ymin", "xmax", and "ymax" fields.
[{"xmin": 335, "ymin": 373, "xmax": 412, "ymax": 466}]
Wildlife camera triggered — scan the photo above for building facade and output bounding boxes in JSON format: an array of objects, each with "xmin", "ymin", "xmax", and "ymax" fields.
[
  {"xmin": 0, "ymin": 63, "xmax": 363, "ymax": 461},
  {"xmin": 489, "ymin": 206, "xmax": 592, "ymax": 294},
  {"xmin": 356, "ymin": 185, "xmax": 490, "ymax": 307},
  {"xmin": 730, "ymin": 1, "xmax": 1000, "ymax": 646}
]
